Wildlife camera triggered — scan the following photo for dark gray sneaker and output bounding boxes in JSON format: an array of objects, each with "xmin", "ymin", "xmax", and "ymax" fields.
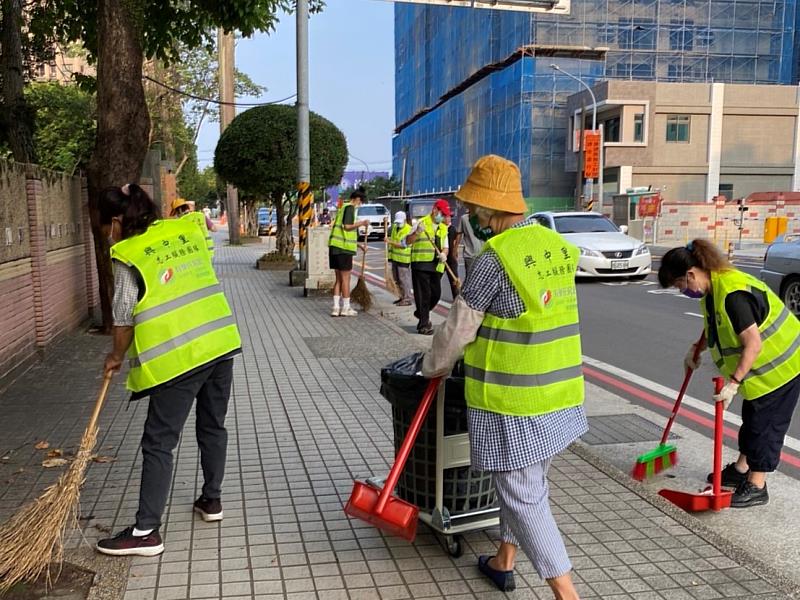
[
  {"xmin": 707, "ymin": 462, "xmax": 749, "ymax": 488},
  {"xmin": 96, "ymin": 527, "xmax": 164, "ymax": 557},
  {"xmin": 731, "ymin": 481, "xmax": 769, "ymax": 508},
  {"xmin": 194, "ymin": 496, "xmax": 223, "ymax": 522}
]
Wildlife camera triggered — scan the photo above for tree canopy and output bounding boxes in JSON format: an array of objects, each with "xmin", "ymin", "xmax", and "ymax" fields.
[{"xmin": 214, "ymin": 103, "xmax": 348, "ymax": 197}]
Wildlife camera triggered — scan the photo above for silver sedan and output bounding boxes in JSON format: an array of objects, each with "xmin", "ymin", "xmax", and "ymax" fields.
[{"xmin": 761, "ymin": 235, "xmax": 800, "ymax": 316}]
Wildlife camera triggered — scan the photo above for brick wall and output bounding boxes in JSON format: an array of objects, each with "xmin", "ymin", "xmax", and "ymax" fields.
[{"xmin": 0, "ymin": 160, "xmax": 98, "ymax": 386}]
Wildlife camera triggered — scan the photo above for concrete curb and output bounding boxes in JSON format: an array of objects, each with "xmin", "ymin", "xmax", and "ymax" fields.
[{"xmin": 569, "ymin": 440, "xmax": 800, "ymax": 598}]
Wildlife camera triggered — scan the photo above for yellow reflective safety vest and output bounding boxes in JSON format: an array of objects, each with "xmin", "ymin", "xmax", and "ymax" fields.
[
  {"xmin": 328, "ymin": 202, "xmax": 357, "ymax": 254},
  {"xmin": 411, "ymin": 215, "xmax": 447, "ymax": 274},
  {"xmin": 389, "ymin": 222, "xmax": 411, "ymax": 265},
  {"xmin": 182, "ymin": 211, "xmax": 214, "ymax": 256},
  {"xmin": 704, "ymin": 269, "xmax": 800, "ymax": 400},
  {"xmin": 464, "ymin": 224, "xmax": 585, "ymax": 417},
  {"xmin": 110, "ymin": 219, "xmax": 241, "ymax": 393}
]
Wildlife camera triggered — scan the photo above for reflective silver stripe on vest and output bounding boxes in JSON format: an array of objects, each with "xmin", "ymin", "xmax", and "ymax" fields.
[
  {"xmin": 129, "ymin": 314, "xmax": 237, "ymax": 368},
  {"xmin": 717, "ymin": 307, "xmax": 793, "ymax": 357},
  {"xmin": 477, "ymin": 323, "xmax": 580, "ymax": 345},
  {"xmin": 749, "ymin": 333, "xmax": 800, "ymax": 377},
  {"xmin": 133, "ymin": 284, "xmax": 223, "ymax": 325},
  {"xmin": 464, "ymin": 364, "xmax": 583, "ymax": 388}
]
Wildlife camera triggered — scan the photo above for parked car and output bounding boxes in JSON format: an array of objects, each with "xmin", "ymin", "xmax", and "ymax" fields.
[
  {"xmin": 532, "ymin": 211, "xmax": 651, "ymax": 279},
  {"xmin": 257, "ymin": 207, "xmax": 277, "ymax": 236},
  {"xmin": 761, "ymin": 235, "xmax": 800, "ymax": 316},
  {"xmin": 356, "ymin": 203, "xmax": 390, "ymax": 239}
]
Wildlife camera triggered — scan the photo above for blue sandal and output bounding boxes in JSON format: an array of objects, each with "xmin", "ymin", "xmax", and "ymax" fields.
[{"xmin": 478, "ymin": 555, "xmax": 516, "ymax": 592}]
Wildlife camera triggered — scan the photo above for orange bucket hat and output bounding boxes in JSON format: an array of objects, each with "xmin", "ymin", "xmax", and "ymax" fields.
[{"xmin": 455, "ymin": 155, "xmax": 527, "ymax": 214}]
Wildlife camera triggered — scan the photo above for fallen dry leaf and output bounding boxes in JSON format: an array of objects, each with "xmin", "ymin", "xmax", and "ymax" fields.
[
  {"xmin": 42, "ymin": 457, "xmax": 68, "ymax": 468},
  {"xmin": 94, "ymin": 523, "xmax": 112, "ymax": 534},
  {"xmin": 34, "ymin": 441, "xmax": 50, "ymax": 450},
  {"xmin": 92, "ymin": 455, "xmax": 116, "ymax": 464},
  {"xmin": 46, "ymin": 449, "xmax": 63, "ymax": 458}
]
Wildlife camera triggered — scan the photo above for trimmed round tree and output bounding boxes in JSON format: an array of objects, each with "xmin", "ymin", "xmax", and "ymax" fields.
[{"xmin": 214, "ymin": 103, "xmax": 348, "ymax": 254}]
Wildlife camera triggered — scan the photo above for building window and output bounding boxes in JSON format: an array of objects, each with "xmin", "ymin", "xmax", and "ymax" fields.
[
  {"xmin": 605, "ymin": 117, "xmax": 620, "ymax": 142},
  {"xmin": 666, "ymin": 115, "xmax": 690, "ymax": 142},
  {"xmin": 718, "ymin": 183, "xmax": 734, "ymax": 201},
  {"xmin": 634, "ymin": 114, "xmax": 645, "ymax": 142}
]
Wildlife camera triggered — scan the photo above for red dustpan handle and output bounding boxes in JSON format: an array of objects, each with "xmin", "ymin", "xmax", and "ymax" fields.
[
  {"xmin": 659, "ymin": 330, "xmax": 706, "ymax": 445},
  {"xmin": 375, "ymin": 377, "xmax": 441, "ymax": 515},
  {"xmin": 712, "ymin": 376, "xmax": 725, "ymax": 500}
]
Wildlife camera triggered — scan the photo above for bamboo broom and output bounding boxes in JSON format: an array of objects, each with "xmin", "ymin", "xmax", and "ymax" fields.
[
  {"xmin": 0, "ymin": 372, "xmax": 113, "ymax": 593},
  {"xmin": 350, "ymin": 231, "xmax": 373, "ymax": 312}
]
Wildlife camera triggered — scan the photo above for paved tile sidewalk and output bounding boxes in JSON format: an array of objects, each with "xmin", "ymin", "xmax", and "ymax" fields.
[{"xmin": 0, "ymin": 238, "xmax": 793, "ymax": 599}]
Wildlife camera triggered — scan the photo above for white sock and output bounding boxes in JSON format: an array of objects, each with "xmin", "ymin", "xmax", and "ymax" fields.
[
  {"xmin": 132, "ymin": 527, "xmax": 153, "ymax": 537},
  {"xmin": 342, "ymin": 298, "xmax": 351, "ymax": 310},
  {"xmin": 332, "ymin": 295, "xmax": 341, "ymax": 309}
]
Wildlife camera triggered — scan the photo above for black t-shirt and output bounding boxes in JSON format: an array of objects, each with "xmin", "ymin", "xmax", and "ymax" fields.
[
  {"xmin": 705, "ymin": 288, "xmax": 768, "ymax": 349},
  {"xmin": 330, "ymin": 205, "xmax": 355, "ymax": 256}
]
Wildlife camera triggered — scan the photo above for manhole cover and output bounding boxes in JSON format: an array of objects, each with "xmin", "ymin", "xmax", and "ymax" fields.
[{"xmin": 583, "ymin": 414, "xmax": 679, "ymax": 445}]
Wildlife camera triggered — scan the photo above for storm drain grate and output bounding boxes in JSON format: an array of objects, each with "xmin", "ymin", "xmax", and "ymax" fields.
[{"xmin": 583, "ymin": 414, "xmax": 680, "ymax": 446}]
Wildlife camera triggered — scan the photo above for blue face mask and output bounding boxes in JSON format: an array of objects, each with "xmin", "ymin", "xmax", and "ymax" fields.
[
  {"xmin": 433, "ymin": 214, "xmax": 444, "ymax": 224},
  {"xmin": 681, "ymin": 288, "xmax": 705, "ymax": 299},
  {"xmin": 469, "ymin": 214, "xmax": 493, "ymax": 241}
]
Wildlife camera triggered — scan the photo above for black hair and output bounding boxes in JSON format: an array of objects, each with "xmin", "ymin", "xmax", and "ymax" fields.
[
  {"xmin": 99, "ymin": 184, "xmax": 161, "ymax": 239},
  {"xmin": 658, "ymin": 238, "xmax": 732, "ymax": 288},
  {"xmin": 350, "ymin": 187, "xmax": 367, "ymax": 202}
]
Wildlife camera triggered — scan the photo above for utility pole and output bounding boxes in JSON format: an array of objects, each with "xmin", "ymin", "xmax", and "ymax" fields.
[
  {"xmin": 296, "ymin": 0, "xmax": 312, "ymax": 270},
  {"xmin": 218, "ymin": 28, "xmax": 240, "ymax": 245}
]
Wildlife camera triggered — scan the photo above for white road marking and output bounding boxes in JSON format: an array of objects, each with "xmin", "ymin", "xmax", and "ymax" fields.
[
  {"xmin": 684, "ymin": 312, "xmax": 704, "ymax": 318},
  {"xmin": 582, "ymin": 354, "xmax": 800, "ymax": 453}
]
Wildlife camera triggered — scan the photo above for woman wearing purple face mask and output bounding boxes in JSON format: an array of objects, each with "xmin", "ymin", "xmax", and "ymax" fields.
[{"xmin": 658, "ymin": 239, "xmax": 800, "ymax": 509}]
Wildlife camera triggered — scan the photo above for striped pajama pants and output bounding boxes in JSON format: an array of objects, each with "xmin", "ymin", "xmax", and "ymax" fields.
[{"xmin": 492, "ymin": 459, "xmax": 572, "ymax": 580}]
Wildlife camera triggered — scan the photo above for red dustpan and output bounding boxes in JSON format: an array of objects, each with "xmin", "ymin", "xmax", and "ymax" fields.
[
  {"xmin": 659, "ymin": 377, "xmax": 733, "ymax": 512},
  {"xmin": 344, "ymin": 377, "xmax": 441, "ymax": 541}
]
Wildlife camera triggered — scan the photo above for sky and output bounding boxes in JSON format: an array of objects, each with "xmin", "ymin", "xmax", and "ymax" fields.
[{"xmin": 196, "ymin": 0, "xmax": 396, "ymax": 177}]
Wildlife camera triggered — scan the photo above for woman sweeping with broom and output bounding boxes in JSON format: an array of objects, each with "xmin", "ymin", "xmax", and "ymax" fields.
[
  {"xmin": 328, "ymin": 189, "xmax": 370, "ymax": 317},
  {"xmin": 94, "ymin": 184, "xmax": 242, "ymax": 555},
  {"xmin": 658, "ymin": 239, "xmax": 800, "ymax": 508}
]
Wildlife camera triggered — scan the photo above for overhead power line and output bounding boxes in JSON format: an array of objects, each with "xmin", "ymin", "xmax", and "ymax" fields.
[{"xmin": 142, "ymin": 75, "xmax": 297, "ymax": 107}]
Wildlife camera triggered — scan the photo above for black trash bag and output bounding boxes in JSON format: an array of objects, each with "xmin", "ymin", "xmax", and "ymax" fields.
[{"xmin": 379, "ymin": 353, "xmax": 495, "ymax": 514}]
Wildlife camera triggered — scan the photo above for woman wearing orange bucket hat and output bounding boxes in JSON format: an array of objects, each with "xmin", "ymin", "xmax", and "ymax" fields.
[{"xmin": 422, "ymin": 155, "xmax": 586, "ymax": 598}]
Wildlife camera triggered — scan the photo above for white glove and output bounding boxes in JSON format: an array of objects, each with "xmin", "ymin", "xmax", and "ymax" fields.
[
  {"xmin": 713, "ymin": 381, "xmax": 739, "ymax": 410},
  {"xmin": 684, "ymin": 343, "xmax": 703, "ymax": 371},
  {"xmin": 438, "ymin": 252, "xmax": 447, "ymax": 263}
]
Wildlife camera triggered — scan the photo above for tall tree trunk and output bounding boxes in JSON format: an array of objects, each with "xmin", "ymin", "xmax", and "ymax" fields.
[
  {"xmin": 87, "ymin": 0, "xmax": 150, "ymax": 331},
  {"xmin": 0, "ymin": 0, "xmax": 36, "ymax": 163}
]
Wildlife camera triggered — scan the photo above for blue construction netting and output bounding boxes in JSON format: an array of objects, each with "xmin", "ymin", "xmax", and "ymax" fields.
[{"xmin": 393, "ymin": 0, "xmax": 800, "ymax": 198}]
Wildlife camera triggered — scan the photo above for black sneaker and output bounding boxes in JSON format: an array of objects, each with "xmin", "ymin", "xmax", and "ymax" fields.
[
  {"xmin": 194, "ymin": 496, "xmax": 223, "ymax": 522},
  {"xmin": 707, "ymin": 462, "xmax": 749, "ymax": 488},
  {"xmin": 418, "ymin": 325, "xmax": 434, "ymax": 335},
  {"xmin": 96, "ymin": 527, "xmax": 164, "ymax": 557},
  {"xmin": 731, "ymin": 481, "xmax": 769, "ymax": 508}
]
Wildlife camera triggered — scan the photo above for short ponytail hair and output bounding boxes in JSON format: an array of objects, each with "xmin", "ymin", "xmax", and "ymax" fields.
[
  {"xmin": 658, "ymin": 238, "xmax": 732, "ymax": 288},
  {"xmin": 99, "ymin": 184, "xmax": 161, "ymax": 238}
]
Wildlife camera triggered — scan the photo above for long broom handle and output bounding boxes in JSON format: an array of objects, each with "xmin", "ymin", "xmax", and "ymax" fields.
[
  {"xmin": 659, "ymin": 330, "xmax": 706, "ymax": 445},
  {"xmin": 358, "ymin": 229, "xmax": 368, "ymax": 277},
  {"xmin": 86, "ymin": 371, "xmax": 114, "ymax": 434},
  {"xmin": 421, "ymin": 229, "xmax": 461, "ymax": 289},
  {"xmin": 375, "ymin": 377, "xmax": 441, "ymax": 515}
]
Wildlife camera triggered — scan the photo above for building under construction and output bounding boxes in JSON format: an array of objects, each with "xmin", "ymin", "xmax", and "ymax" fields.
[{"xmin": 393, "ymin": 1, "xmax": 800, "ymax": 205}]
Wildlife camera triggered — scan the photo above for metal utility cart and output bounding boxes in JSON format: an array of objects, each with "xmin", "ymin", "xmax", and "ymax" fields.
[{"xmin": 373, "ymin": 378, "xmax": 499, "ymax": 557}]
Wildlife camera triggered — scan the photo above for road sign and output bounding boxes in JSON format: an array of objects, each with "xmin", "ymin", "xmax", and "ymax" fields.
[
  {"xmin": 583, "ymin": 131, "xmax": 601, "ymax": 179},
  {"xmin": 637, "ymin": 192, "xmax": 662, "ymax": 218},
  {"xmin": 394, "ymin": 0, "xmax": 570, "ymax": 14}
]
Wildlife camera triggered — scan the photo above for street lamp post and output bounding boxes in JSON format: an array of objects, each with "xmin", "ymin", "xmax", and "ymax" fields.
[{"xmin": 550, "ymin": 64, "xmax": 601, "ymax": 212}]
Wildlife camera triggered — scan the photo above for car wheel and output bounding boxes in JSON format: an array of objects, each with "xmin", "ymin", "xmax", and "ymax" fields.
[{"xmin": 781, "ymin": 275, "xmax": 800, "ymax": 317}]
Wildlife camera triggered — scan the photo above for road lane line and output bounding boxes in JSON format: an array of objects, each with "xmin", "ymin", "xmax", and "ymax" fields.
[
  {"xmin": 684, "ymin": 312, "xmax": 704, "ymax": 318},
  {"xmin": 582, "ymin": 354, "xmax": 800, "ymax": 455}
]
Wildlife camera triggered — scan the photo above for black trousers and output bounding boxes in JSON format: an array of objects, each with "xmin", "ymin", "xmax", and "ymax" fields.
[
  {"xmin": 136, "ymin": 359, "xmax": 234, "ymax": 530},
  {"xmin": 739, "ymin": 373, "xmax": 800, "ymax": 472},
  {"xmin": 411, "ymin": 268, "xmax": 442, "ymax": 329}
]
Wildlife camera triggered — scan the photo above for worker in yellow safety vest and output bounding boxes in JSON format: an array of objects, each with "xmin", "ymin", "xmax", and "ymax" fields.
[
  {"xmin": 421, "ymin": 155, "xmax": 587, "ymax": 599},
  {"xmin": 658, "ymin": 239, "xmax": 800, "ymax": 509},
  {"xmin": 95, "ymin": 183, "xmax": 241, "ymax": 558},
  {"xmin": 385, "ymin": 210, "xmax": 413, "ymax": 306},
  {"xmin": 404, "ymin": 199, "xmax": 450, "ymax": 335},
  {"xmin": 328, "ymin": 189, "xmax": 369, "ymax": 317},
  {"xmin": 170, "ymin": 197, "xmax": 215, "ymax": 255}
]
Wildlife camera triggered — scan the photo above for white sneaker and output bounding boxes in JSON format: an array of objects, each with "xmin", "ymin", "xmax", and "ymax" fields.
[
  {"xmin": 330, "ymin": 307, "xmax": 340, "ymax": 317},
  {"xmin": 340, "ymin": 308, "xmax": 358, "ymax": 317}
]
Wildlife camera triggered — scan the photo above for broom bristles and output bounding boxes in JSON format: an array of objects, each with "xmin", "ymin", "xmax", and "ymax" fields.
[
  {"xmin": 351, "ymin": 275, "xmax": 373, "ymax": 312},
  {"xmin": 0, "ymin": 425, "xmax": 98, "ymax": 593}
]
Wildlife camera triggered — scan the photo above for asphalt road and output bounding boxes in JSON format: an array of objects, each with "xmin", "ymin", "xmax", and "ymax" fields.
[{"xmin": 363, "ymin": 240, "xmax": 800, "ymax": 476}]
